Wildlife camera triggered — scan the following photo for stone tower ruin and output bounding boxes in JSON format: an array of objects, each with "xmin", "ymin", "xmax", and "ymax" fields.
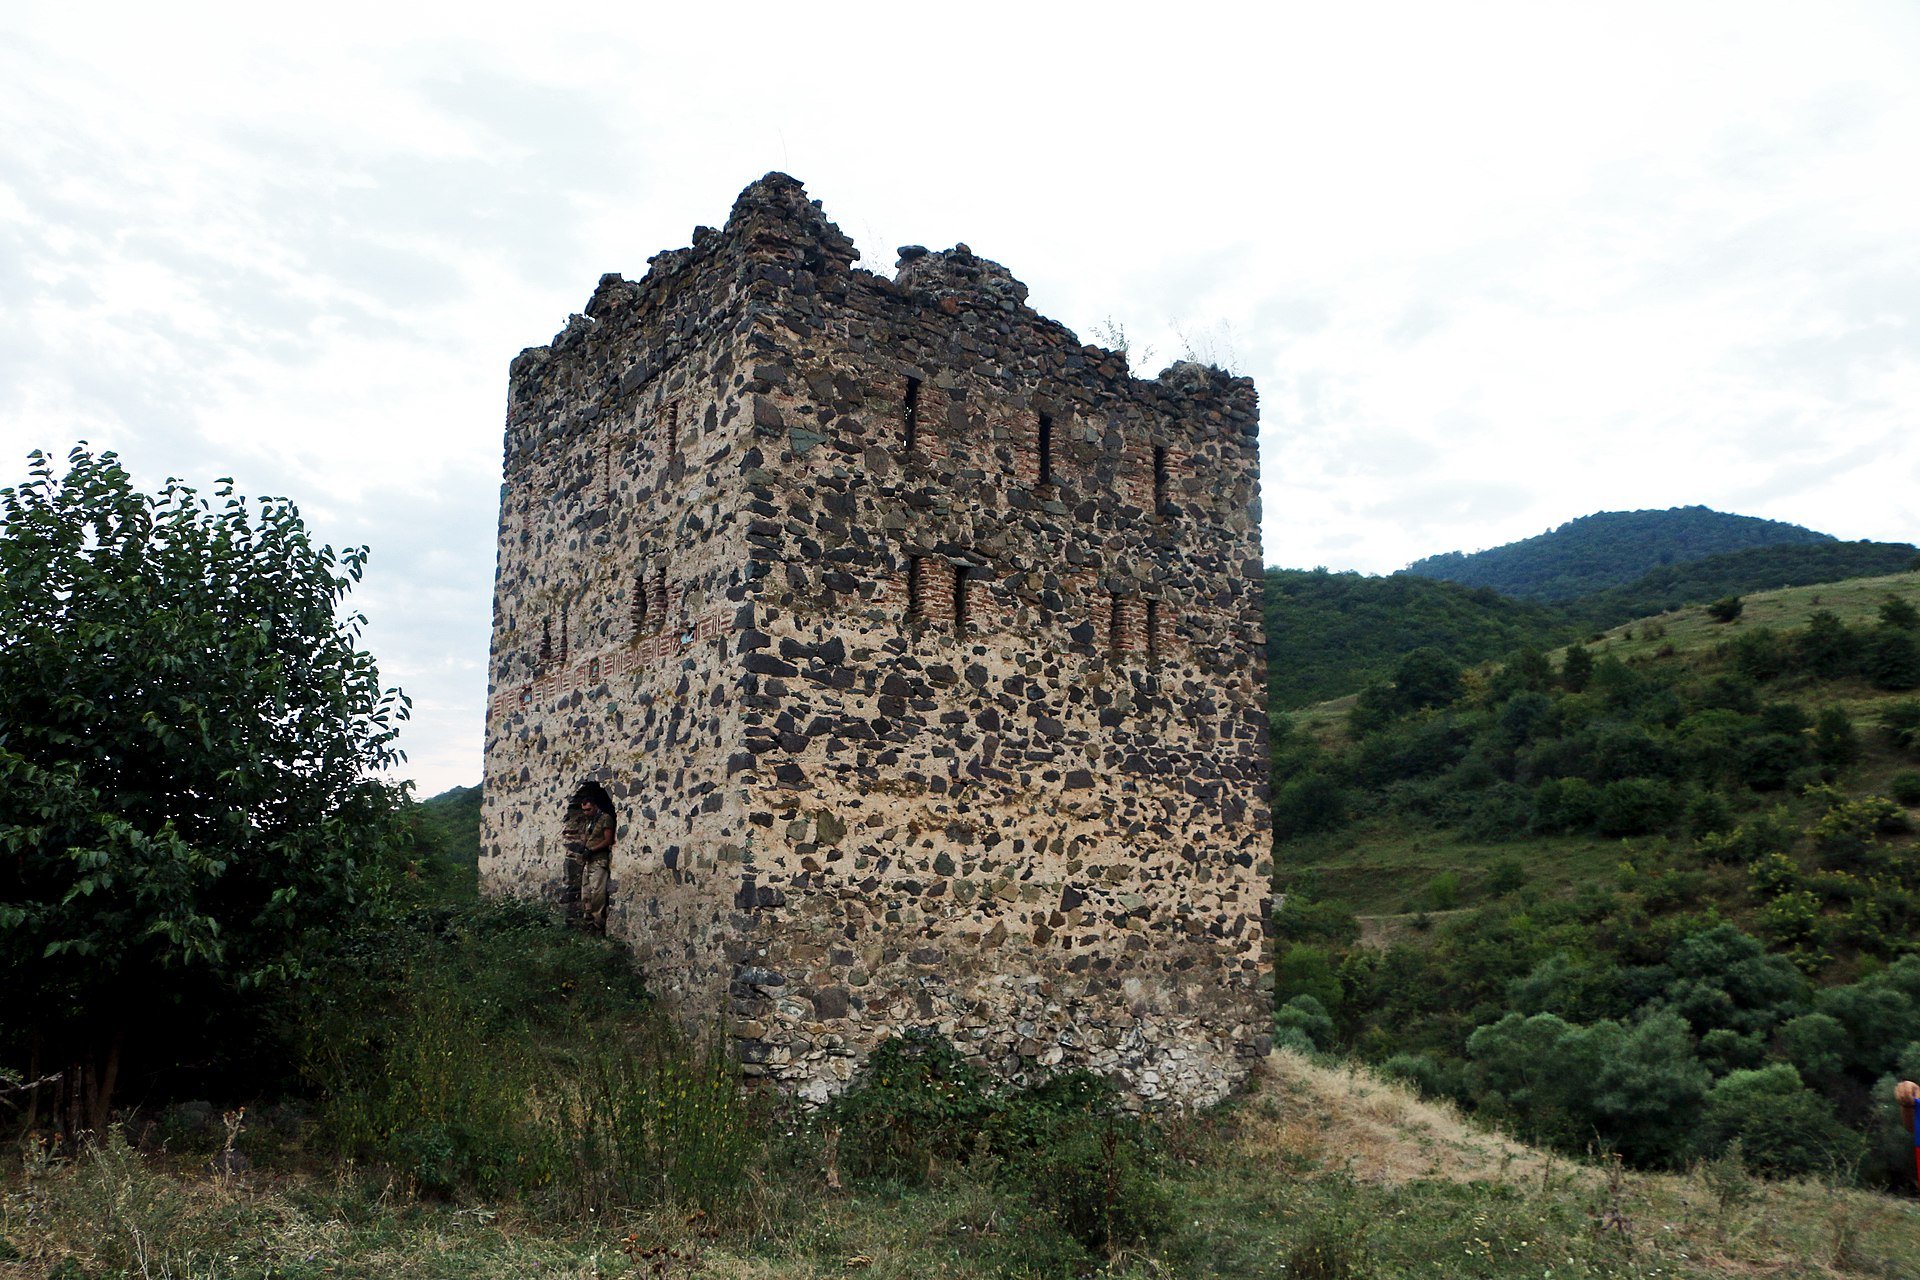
[{"xmin": 481, "ymin": 174, "xmax": 1272, "ymax": 1103}]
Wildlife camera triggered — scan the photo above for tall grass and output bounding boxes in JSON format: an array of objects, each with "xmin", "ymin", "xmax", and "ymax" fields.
[{"xmin": 290, "ymin": 899, "xmax": 758, "ymax": 1212}]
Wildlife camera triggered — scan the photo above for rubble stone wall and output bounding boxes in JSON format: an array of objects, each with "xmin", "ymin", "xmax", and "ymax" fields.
[
  {"xmin": 483, "ymin": 173, "xmax": 1272, "ymax": 1104},
  {"xmin": 481, "ymin": 221, "xmax": 766, "ymax": 1013}
]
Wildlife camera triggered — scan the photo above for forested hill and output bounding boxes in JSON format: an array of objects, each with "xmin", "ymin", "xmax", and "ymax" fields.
[
  {"xmin": 1574, "ymin": 539, "xmax": 1920, "ymax": 628},
  {"xmin": 1402, "ymin": 506, "xmax": 1834, "ymax": 601},
  {"xmin": 1263, "ymin": 569, "xmax": 1570, "ymax": 712}
]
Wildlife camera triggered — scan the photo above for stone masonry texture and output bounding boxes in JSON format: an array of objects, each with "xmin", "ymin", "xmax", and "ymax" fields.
[{"xmin": 481, "ymin": 174, "xmax": 1273, "ymax": 1105}]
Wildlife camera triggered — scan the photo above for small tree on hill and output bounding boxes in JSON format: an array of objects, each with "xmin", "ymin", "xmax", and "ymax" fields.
[
  {"xmin": 0, "ymin": 446, "xmax": 411, "ymax": 1133},
  {"xmin": 1706, "ymin": 596, "xmax": 1744, "ymax": 624},
  {"xmin": 1560, "ymin": 644, "xmax": 1594, "ymax": 693},
  {"xmin": 1879, "ymin": 593, "xmax": 1918, "ymax": 631}
]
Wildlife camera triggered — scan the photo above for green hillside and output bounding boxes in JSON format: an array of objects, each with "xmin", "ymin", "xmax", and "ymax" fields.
[
  {"xmin": 409, "ymin": 783, "xmax": 482, "ymax": 894},
  {"xmin": 1575, "ymin": 539, "xmax": 1919, "ymax": 629},
  {"xmin": 1403, "ymin": 505, "xmax": 1834, "ymax": 601},
  {"xmin": 1271, "ymin": 570, "xmax": 1920, "ymax": 1182},
  {"xmin": 1263, "ymin": 568, "xmax": 1571, "ymax": 712}
]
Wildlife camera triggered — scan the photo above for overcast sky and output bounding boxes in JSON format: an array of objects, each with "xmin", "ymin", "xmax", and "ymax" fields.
[{"xmin": 4, "ymin": 1, "xmax": 1917, "ymax": 794}]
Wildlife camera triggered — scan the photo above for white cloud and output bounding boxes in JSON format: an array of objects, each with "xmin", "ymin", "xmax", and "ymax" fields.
[{"xmin": 2, "ymin": 0, "xmax": 1917, "ymax": 791}]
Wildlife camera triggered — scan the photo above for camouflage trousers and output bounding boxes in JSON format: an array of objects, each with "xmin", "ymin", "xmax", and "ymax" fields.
[
  {"xmin": 561, "ymin": 846, "xmax": 587, "ymax": 923},
  {"xmin": 581, "ymin": 855, "xmax": 611, "ymax": 934}
]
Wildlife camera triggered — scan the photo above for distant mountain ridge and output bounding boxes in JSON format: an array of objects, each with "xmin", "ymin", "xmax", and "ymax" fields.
[{"xmin": 1401, "ymin": 505, "xmax": 1833, "ymax": 601}]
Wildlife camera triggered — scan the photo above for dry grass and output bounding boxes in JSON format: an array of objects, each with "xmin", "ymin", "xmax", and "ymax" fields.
[
  {"xmin": 1232, "ymin": 1050, "xmax": 1920, "ymax": 1280},
  {"xmin": 1244, "ymin": 1049, "xmax": 1574, "ymax": 1190}
]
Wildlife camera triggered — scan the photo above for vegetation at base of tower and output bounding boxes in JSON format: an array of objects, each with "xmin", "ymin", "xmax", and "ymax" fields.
[
  {"xmin": 1271, "ymin": 570, "xmax": 1920, "ymax": 1184},
  {"xmin": 827, "ymin": 1030, "xmax": 1171, "ymax": 1251},
  {"xmin": 11, "ymin": 1049, "xmax": 1920, "ymax": 1279},
  {"xmin": 288, "ymin": 898, "xmax": 755, "ymax": 1210},
  {"xmin": 0, "ymin": 445, "xmax": 414, "ymax": 1133}
]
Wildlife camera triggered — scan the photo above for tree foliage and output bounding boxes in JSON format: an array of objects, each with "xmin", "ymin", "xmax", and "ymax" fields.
[
  {"xmin": 0, "ymin": 446, "xmax": 410, "ymax": 1130},
  {"xmin": 1403, "ymin": 506, "xmax": 1836, "ymax": 602}
]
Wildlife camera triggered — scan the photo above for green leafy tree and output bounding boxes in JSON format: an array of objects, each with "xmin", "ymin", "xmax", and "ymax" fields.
[
  {"xmin": 1882, "ymin": 700, "xmax": 1920, "ymax": 754},
  {"xmin": 1865, "ymin": 625, "xmax": 1920, "ymax": 691},
  {"xmin": 1698, "ymin": 1064, "xmax": 1862, "ymax": 1177},
  {"xmin": 1879, "ymin": 593, "xmax": 1919, "ymax": 631},
  {"xmin": 0, "ymin": 446, "xmax": 410, "ymax": 1132},
  {"xmin": 1797, "ymin": 610, "xmax": 1860, "ymax": 679},
  {"xmin": 1812, "ymin": 707, "xmax": 1861, "ymax": 773},
  {"xmin": 1706, "ymin": 595, "xmax": 1744, "ymax": 623},
  {"xmin": 1559, "ymin": 644, "xmax": 1594, "ymax": 693}
]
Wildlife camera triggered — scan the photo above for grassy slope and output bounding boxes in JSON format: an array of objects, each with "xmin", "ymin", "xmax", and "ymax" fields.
[
  {"xmin": 8, "ymin": 1053, "xmax": 1917, "ymax": 1278},
  {"xmin": 1281, "ymin": 570, "xmax": 1920, "ymax": 923}
]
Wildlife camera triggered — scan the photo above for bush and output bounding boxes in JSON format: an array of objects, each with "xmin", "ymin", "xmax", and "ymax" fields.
[
  {"xmin": 830, "ymin": 1030, "xmax": 996, "ymax": 1183},
  {"xmin": 1531, "ymin": 776, "xmax": 1598, "ymax": 833},
  {"xmin": 1707, "ymin": 596, "xmax": 1745, "ymax": 623},
  {"xmin": 1274, "ymin": 995, "xmax": 1336, "ymax": 1050},
  {"xmin": 835, "ymin": 1046, "xmax": 1169, "ymax": 1252},
  {"xmin": 1595, "ymin": 778, "xmax": 1683, "ymax": 836},
  {"xmin": 1866, "ymin": 626, "xmax": 1920, "ymax": 690},
  {"xmin": 1272, "ymin": 894, "xmax": 1361, "ymax": 947},
  {"xmin": 1739, "ymin": 733, "xmax": 1809, "ymax": 791},
  {"xmin": 1798, "ymin": 610, "xmax": 1862, "ymax": 679},
  {"xmin": 1009, "ymin": 1109, "xmax": 1171, "ymax": 1251},
  {"xmin": 1560, "ymin": 644, "xmax": 1594, "ymax": 693},
  {"xmin": 1699, "ymin": 1065, "xmax": 1863, "ymax": 1177},
  {"xmin": 1379, "ymin": 1053, "xmax": 1462, "ymax": 1101},
  {"xmin": 1731, "ymin": 627, "xmax": 1786, "ymax": 680},
  {"xmin": 1889, "ymin": 771, "xmax": 1920, "ymax": 806},
  {"xmin": 1881, "ymin": 699, "xmax": 1920, "ymax": 754},
  {"xmin": 1462, "ymin": 781, "xmax": 1533, "ymax": 840},
  {"xmin": 1276, "ymin": 944, "xmax": 1344, "ymax": 1013},
  {"xmin": 1274, "ymin": 772, "xmax": 1349, "ymax": 838},
  {"xmin": 1687, "ymin": 789, "xmax": 1733, "ymax": 838},
  {"xmin": 1812, "ymin": 707, "xmax": 1861, "ymax": 773},
  {"xmin": 1486, "ymin": 858, "xmax": 1529, "ymax": 897}
]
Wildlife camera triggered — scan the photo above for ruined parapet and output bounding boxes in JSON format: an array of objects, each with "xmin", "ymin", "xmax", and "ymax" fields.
[{"xmin": 482, "ymin": 174, "xmax": 1272, "ymax": 1105}]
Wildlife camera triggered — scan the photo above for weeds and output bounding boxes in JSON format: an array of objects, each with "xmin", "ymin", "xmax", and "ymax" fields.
[{"xmin": 291, "ymin": 899, "xmax": 759, "ymax": 1213}]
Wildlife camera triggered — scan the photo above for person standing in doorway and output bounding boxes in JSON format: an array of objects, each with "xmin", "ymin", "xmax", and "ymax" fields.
[{"xmin": 579, "ymin": 794, "xmax": 615, "ymax": 934}]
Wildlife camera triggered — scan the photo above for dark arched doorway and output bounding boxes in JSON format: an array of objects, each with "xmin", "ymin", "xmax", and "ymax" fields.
[{"xmin": 564, "ymin": 781, "xmax": 618, "ymax": 932}]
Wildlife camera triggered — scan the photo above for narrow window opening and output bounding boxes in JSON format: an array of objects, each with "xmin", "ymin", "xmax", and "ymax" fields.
[
  {"xmin": 903, "ymin": 376, "xmax": 921, "ymax": 453},
  {"xmin": 1146, "ymin": 599, "xmax": 1161, "ymax": 663},
  {"xmin": 952, "ymin": 566, "xmax": 969, "ymax": 636},
  {"xmin": 558, "ymin": 602, "xmax": 570, "ymax": 664},
  {"xmin": 539, "ymin": 616, "xmax": 554, "ymax": 666},
  {"xmin": 1037, "ymin": 411, "xmax": 1054, "ymax": 486},
  {"xmin": 1153, "ymin": 446, "xmax": 1169, "ymax": 516},
  {"xmin": 1108, "ymin": 592, "xmax": 1126, "ymax": 657},
  {"xmin": 665, "ymin": 402, "xmax": 680, "ymax": 456},
  {"xmin": 906, "ymin": 555, "xmax": 925, "ymax": 622},
  {"xmin": 651, "ymin": 566, "xmax": 668, "ymax": 623}
]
